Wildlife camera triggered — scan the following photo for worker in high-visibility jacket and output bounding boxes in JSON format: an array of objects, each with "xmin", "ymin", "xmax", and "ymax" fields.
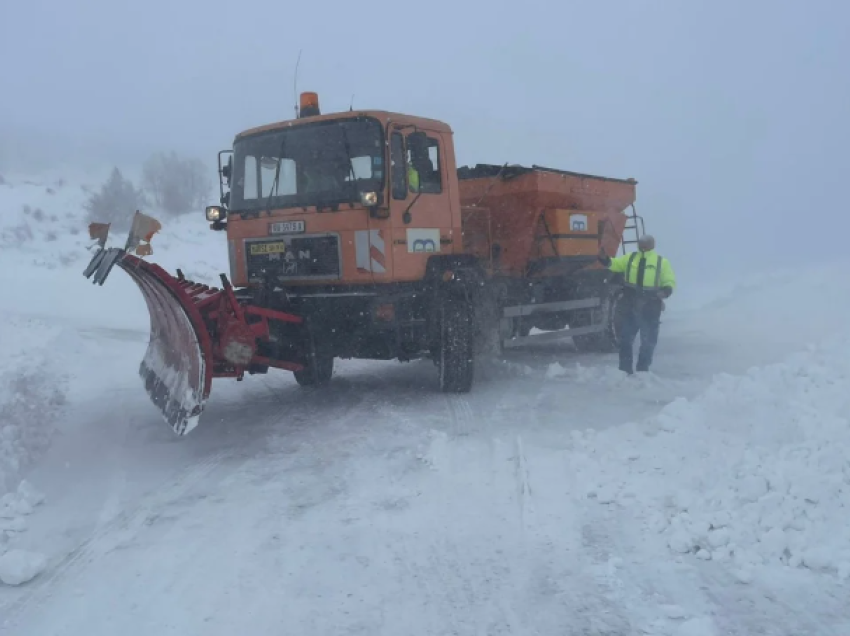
[
  {"xmin": 408, "ymin": 161, "xmax": 420, "ymax": 193},
  {"xmin": 598, "ymin": 234, "xmax": 676, "ymax": 374}
]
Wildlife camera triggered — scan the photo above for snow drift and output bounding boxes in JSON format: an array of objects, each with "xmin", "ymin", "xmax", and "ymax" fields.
[{"xmin": 572, "ymin": 332, "xmax": 850, "ymax": 580}]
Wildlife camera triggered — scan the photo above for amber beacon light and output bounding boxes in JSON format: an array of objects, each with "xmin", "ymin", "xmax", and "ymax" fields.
[{"xmin": 299, "ymin": 92, "xmax": 321, "ymax": 117}]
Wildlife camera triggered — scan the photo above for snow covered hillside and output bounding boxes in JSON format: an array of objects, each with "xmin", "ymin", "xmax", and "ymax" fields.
[{"xmin": 1, "ymin": 171, "xmax": 850, "ymax": 634}]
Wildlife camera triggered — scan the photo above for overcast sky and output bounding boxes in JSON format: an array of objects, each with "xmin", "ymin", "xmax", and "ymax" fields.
[{"xmin": 3, "ymin": 0, "xmax": 848, "ymax": 285}]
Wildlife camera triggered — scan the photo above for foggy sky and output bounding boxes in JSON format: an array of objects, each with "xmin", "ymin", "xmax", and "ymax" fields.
[{"xmin": 3, "ymin": 0, "xmax": 848, "ymax": 285}]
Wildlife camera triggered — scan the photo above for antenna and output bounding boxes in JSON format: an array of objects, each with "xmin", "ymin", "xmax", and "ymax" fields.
[
  {"xmin": 292, "ymin": 49, "xmax": 303, "ymax": 118},
  {"xmin": 349, "ymin": 94, "xmax": 355, "ymax": 111}
]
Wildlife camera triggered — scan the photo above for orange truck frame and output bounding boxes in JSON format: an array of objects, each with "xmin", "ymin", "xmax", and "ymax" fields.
[{"xmin": 83, "ymin": 92, "xmax": 645, "ymax": 435}]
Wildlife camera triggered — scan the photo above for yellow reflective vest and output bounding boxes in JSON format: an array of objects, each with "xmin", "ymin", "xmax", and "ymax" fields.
[
  {"xmin": 408, "ymin": 164, "xmax": 420, "ymax": 192},
  {"xmin": 607, "ymin": 249, "xmax": 676, "ymax": 292}
]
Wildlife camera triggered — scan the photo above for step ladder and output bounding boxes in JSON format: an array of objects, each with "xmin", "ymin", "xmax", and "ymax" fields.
[{"xmin": 620, "ymin": 203, "xmax": 646, "ymax": 255}]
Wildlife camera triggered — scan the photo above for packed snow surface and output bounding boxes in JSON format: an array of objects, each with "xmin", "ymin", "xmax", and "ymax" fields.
[{"xmin": 1, "ymin": 171, "xmax": 850, "ymax": 633}]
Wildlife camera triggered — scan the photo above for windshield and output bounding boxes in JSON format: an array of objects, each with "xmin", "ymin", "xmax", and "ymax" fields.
[{"xmin": 229, "ymin": 117, "xmax": 384, "ymax": 212}]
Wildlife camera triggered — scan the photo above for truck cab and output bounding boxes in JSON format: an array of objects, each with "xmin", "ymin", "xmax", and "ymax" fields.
[{"xmin": 209, "ymin": 93, "xmax": 464, "ymax": 292}]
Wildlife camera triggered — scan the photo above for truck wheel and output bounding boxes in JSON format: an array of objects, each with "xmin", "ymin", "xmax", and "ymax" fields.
[
  {"xmin": 438, "ymin": 297, "xmax": 474, "ymax": 393},
  {"xmin": 572, "ymin": 286, "xmax": 621, "ymax": 353},
  {"xmin": 293, "ymin": 353, "xmax": 334, "ymax": 387}
]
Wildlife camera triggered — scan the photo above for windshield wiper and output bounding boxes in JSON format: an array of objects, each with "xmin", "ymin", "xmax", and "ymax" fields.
[
  {"xmin": 339, "ymin": 126, "xmax": 357, "ymax": 183},
  {"xmin": 339, "ymin": 127, "xmax": 360, "ymax": 209},
  {"xmin": 264, "ymin": 136, "xmax": 287, "ymax": 216}
]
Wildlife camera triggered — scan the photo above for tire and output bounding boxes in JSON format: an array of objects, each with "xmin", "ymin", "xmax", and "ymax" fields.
[
  {"xmin": 293, "ymin": 353, "xmax": 334, "ymax": 387},
  {"xmin": 572, "ymin": 285, "xmax": 622, "ymax": 353},
  {"xmin": 438, "ymin": 296, "xmax": 474, "ymax": 393}
]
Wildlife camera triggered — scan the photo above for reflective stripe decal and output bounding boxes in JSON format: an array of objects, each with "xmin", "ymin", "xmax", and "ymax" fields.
[
  {"xmin": 623, "ymin": 253, "xmax": 664, "ymax": 290},
  {"xmin": 355, "ymin": 229, "xmax": 386, "ymax": 274},
  {"xmin": 625, "ymin": 252, "xmax": 638, "ymax": 286}
]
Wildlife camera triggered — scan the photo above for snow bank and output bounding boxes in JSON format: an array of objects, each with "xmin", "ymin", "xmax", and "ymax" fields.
[
  {"xmin": 0, "ymin": 316, "xmax": 72, "ymax": 582},
  {"xmin": 0, "ymin": 315, "xmax": 76, "ymax": 557},
  {"xmin": 0, "ymin": 548, "xmax": 48, "ymax": 586},
  {"xmin": 574, "ymin": 333, "xmax": 850, "ymax": 580}
]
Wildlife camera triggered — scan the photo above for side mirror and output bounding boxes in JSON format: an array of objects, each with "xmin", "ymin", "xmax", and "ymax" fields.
[{"xmin": 221, "ymin": 157, "xmax": 232, "ymax": 187}]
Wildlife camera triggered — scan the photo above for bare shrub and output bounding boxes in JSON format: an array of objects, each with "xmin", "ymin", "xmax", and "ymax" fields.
[
  {"xmin": 142, "ymin": 151, "xmax": 211, "ymax": 217},
  {"xmin": 22, "ymin": 206, "xmax": 46, "ymax": 223},
  {"xmin": 83, "ymin": 167, "xmax": 147, "ymax": 231},
  {"xmin": 1, "ymin": 223, "xmax": 34, "ymax": 247}
]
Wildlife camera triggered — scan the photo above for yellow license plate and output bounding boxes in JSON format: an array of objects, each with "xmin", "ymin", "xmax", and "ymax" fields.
[{"xmin": 250, "ymin": 242, "xmax": 286, "ymax": 255}]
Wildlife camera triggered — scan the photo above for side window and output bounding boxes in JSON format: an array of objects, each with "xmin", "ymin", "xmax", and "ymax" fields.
[
  {"xmin": 426, "ymin": 138, "xmax": 442, "ymax": 194},
  {"xmin": 242, "ymin": 156, "xmax": 258, "ymax": 200},
  {"xmin": 390, "ymin": 132, "xmax": 407, "ymax": 200},
  {"xmin": 406, "ymin": 133, "xmax": 442, "ymax": 194}
]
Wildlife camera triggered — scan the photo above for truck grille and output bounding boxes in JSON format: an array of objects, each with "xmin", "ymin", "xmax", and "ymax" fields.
[{"xmin": 245, "ymin": 234, "xmax": 340, "ymax": 282}]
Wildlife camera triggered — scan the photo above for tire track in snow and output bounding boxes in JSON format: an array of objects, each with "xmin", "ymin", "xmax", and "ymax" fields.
[
  {"xmin": 516, "ymin": 377, "xmax": 640, "ymax": 633},
  {"xmin": 415, "ymin": 387, "xmax": 629, "ymax": 632},
  {"xmin": 445, "ymin": 394, "xmax": 476, "ymax": 438},
  {"xmin": 514, "ymin": 434, "xmax": 535, "ymax": 533}
]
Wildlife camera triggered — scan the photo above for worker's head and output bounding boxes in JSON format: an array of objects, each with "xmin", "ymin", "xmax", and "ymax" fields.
[{"xmin": 638, "ymin": 234, "xmax": 655, "ymax": 252}]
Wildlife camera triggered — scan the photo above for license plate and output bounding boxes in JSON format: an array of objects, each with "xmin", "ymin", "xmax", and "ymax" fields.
[
  {"xmin": 269, "ymin": 220, "xmax": 305, "ymax": 234},
  {"xmin": 250, "ymin": 241, "xmax": 287, "ymax": 255}
]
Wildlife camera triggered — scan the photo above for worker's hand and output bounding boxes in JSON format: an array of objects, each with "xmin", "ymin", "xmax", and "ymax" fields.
[
  {"xmin": 597, "ymin": 247, "xmax": 611, "ymax": 266},
  {"xmin": 658, "ymin": 286, "xmax": 673, "ymax": 299}
]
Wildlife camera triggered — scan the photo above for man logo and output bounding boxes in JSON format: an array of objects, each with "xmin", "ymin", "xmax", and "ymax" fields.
[{"xmin": 412, "ymin": 239, "xmax": 436, "ymax": 253}]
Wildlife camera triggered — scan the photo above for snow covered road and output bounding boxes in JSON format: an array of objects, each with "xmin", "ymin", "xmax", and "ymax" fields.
[
  {"xmin": 3, "ymin": 179, "xmax": 850, "ymax": 634},
  {"xmin": 4, "ymin": 292, "xmax": 850, "ymax": 635}
]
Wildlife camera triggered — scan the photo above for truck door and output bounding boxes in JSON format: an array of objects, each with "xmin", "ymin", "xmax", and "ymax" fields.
[{"xmin": 388, "ymin": 127, "xmax": 453, "ymax": 282}]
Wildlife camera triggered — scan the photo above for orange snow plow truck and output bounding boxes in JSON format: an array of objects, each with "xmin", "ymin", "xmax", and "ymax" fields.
[{"xmin": 83, "ymin": 92, "xmax": 645, "ymax": 435}]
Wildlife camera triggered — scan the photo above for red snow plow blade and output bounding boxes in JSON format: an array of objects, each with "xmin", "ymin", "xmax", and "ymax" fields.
[{"xmin": 82, "ymin": 214, "xmax": 305, "ymax": 436}]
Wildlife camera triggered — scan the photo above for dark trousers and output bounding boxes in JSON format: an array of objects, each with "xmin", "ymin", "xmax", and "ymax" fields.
[{"xmin": 615, "ymin": 292, "xmax": 663, "ymax": 373}]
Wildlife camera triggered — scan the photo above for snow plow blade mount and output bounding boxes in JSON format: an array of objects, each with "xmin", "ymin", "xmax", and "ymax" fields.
[{"xmin": 82, "ymin": 216, "xmax": 305, "ymax": 436}]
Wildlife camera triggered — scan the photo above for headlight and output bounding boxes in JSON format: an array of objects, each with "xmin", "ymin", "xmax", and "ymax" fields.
[
  {"xmin": 205, "ymin": 205, "xmax": 226, "ymax": 222},
  {"xmin": 360, "ymin": 192, "xmax": 378, "ymax": 207}
]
